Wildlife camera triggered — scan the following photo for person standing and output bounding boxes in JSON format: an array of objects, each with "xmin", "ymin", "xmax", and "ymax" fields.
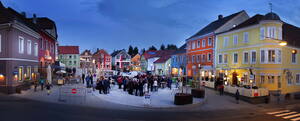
[
  {"xmin": 123, "ymin": 77, "xmax": 127, "ymax": 92},
  {"xmin": 117, "ymin": 76, "xmax": 122, "ymax": 89},
  {"xmin": 34, "ymin": 80, "xmax": 38, "ymax": 92},
  {"xmin": 46, "ymin": 82, "xmax": 52, "ymax": 95},
  {"xmin": 167, "ymin": 77, "xmax": 172, "ymax": 90},
  {"xmin": 86, "ymin": 74, "xmax": 90, "ymax": 88},
  {"xmin": 82, "ymin": 73, "xmax": 85, "ymax": 84},
  {"xmin": 153, "ymin": 79, "xmax": 158, "ymax": 92},
  {"xmin": 235, "ymin": 89, "xmax": 240, "ymax": 104},
  {"xmin": 40, "ymin": 79, "xmax": 45, "ymax": 91}
]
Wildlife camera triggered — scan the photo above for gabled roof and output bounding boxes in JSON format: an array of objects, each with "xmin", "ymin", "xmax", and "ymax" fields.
[
  {"xmin": 111, "ymin": 49, "xmax": 123, "ymax": 57},
  {"xmin": 188, "ymin": 10, "xmax": 245, "ymax": 40},
  {"xmin": 0, "ymin": 3, "xmax": 39, "ymax": 33},
  {"xmin": 143, "ymin": 50, "xmax": 158, "ymax": 59},
  {"xmin": 283, "ymin": 23, "xmax": 300, "ymax": 48},
  {"xmin": 94, "ymin": 49, "xmax": 110, "ymax": 56},
  {"xmin": 80, "ymin": 49, "xmax": 92, "ymax": 56},
  {"xmin": 58, "ymin": 46, "xmax": 79, "ymax": 54},
  {"xmin": 154, "ymin": 55, "xmax": 171, "ymax": 63},
  {"xmin": 225, "ymin": 14, "xmax": 264, "ymax": 32}
]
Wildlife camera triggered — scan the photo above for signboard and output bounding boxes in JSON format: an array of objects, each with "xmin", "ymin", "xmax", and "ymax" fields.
[
  {"xmin": 13, "ymin": 71, "xmax": 18, "ymax": 75},
  {"xmin": 71, "ymin": 88, "xmax": 77, "ymax": 94},
  {"xmin": 249, "ymin": 75, "xmax": 254, "ymax": 80},
  {"xmin": 144, "ymin": 93, "xmax": 151, "ymax": 106}
]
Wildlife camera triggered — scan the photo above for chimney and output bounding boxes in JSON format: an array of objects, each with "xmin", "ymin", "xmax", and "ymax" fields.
[
  {"xmin": 21, "ymin": 12, "xmax": 26, "ymax": 18},
  {"xmin": 218, "ymin": 14, "xmax": 223, "ymax": 20},
  {"xmin": 32, "ymin": 13, "xmax": 37, "ymax": 24}
]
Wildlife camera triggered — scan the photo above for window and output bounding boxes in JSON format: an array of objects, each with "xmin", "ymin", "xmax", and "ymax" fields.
[
  {"xmin": 208, "ymin": 53, "xmax": 211, "ymax": 62},
  {"xmin": 267, "ymin": 26, "xmax": 276, "ymax": 39},
  {"xmin": 41, "ymin": 39, "xmax": 44, "ymax": 50},
  {"xmin": 74, "ymin": 61, "xmax": 76, "ymax": 64},
  {"xmin": 278, "ymin": 50, "xmax": 281, "ymax": 63},
  {"xmin": 278, "ymin": 27, "xmax": 282, "ymax": 40},
  {"xmin": 19, "ymin": 36, "xmax": 24, "ymax": 54},
  {"xmin": 208, "ymin": 38, "xmax": 212, "ymax": 46},
  {"xmin": 192, "ymin": 55, "xmax": 195, "ymax": 63},
  {"xmin": 243, "ymin": 32, "xmax": 249, "ymax": 43},
  {"xmin": 260, "ymin": 27, "xmax": 265, "ymax": 40},
  {"xmin": 268, "ymin": 75, "xmax": 274, "ymax": 84},
  {"xmin": 233, "ymin": 35, "xmax": 238, "ymax": 45},
  {"xmin": 197, "ymin": 40, "xmax": 200, "ymax": 48},
  {"xmin": 243, "ymin": 52, "xmax": 249, "ymax": 63},
  {"xmin": 224, "ymin": 54, "xmax": 228, "ymax": 64},
  {"xmin": 69, "ymin": 61, "xmax": 72, "ymax": 65},
  {"xmin": 202, "ymin": 54, "xmax": 206, "ymax": 62},
  {"xmin": 27, "ymin": 40, "xmax": 32, "ymax": 55},
  {"xmin": 288, "ymin": 76, "xmax": 292, "ymax": 85},
  {"xmin": 223, "ymin": 37, "xmax": 229, "ymax": 47},
  {"xmin": 27, "ymin": 66, "xmax": 31, "ymax": 80},
  {"xmin": 296, "ymin": 74, "xmax": 300, "ymax": 84},
  {"xmin": 260, "ymin": 75, "xmax": 265, "ymax": 84},
  {"xmin": 192, "ymin": 41, "xmax": 196, "ymax": 49},
  {"xmin": 251, "ymin": 51, "xmax": 256, "ymax": 64},
  {"xmin": 268, "ymin": 50, "xmax": 275, "ymax": 63},
  {"xmin": 292, "ymin": 53, "xmax": 297, "ymax": 64},
  {"xmin": 233, "ymin": 53, "xmax": 238, "ymax": 64},
  {"xmin": 202, "ymin": 39, "xmax": 206, "ymax": 47},
  {"xmin": 197, "ymin": 55, "xmax": 200, "ymax": 63},
  {"xmin": 261, "ymin": 50, "xmax": 265, "ymax": 63},
  {"xmin": 34, "ymin": 43, "xmax": 38, "ymax": 56},
  {"xmin": 218, "ymin": 54, "xmax": 222, "ymax": 64}
]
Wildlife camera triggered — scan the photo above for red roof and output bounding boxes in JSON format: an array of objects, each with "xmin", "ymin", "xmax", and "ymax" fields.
[
  {"xmin": 154, "ymin": 55, "xmax": 171, "ymax": 63},
  {"xmin": 58, "ymin": 46, "xmax": 79, "ymax": 54}
]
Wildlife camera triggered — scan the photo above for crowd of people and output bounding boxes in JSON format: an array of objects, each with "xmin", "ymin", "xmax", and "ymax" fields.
[{"xmin": 81, "ymin": 73, "xmax": 182, "ymax": 97}]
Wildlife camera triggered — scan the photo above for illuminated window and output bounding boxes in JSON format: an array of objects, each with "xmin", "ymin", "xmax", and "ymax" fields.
[{"xmin": 18, "ymin": 66, "xmax": 23, "ymax": 81}]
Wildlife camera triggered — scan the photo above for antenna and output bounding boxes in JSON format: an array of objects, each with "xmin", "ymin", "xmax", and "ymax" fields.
[{"xmin": 269, "ymin": 2, "xmax": 273, "ymax": 13}]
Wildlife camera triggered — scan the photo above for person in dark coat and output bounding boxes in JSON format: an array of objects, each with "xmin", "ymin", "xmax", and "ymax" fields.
[
  {"xmin": 90, "ymin": 75, "xmax": 93, "ymax": 88},
  {"xmin": 167, "ymin": 77, "xmax": 172, "ymax": 90},
  {"xmin": 85, "ymin": 75, "xmax": 90, "ymax": 88},
  {"xmin": 235, "ymin": 89, "xmax": 240, "ymax": 104},
  {"xmin": 82, "ymin": 73, "xmax": 85, "ymax": 84},
  {"xmin": 138, "ymin": 80, "xmax": 144, "ymax": 96},
  {"xmin": 97, "ymin": 78, "xmax": 104, "ymax": 94},
  {"xmin": 117, "ymin": 76, "xmax": 123, "ymax": 89},
  {"xmin": 123, "ymin": 77, "xmax": 127, "ymax": 92}
]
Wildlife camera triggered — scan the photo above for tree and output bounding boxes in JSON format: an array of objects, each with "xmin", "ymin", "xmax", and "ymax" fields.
[
  {"xmin": 148, "ymin": 46, "xmax": 157, "ymax": 51},
  {"xmin": 160, "ymin": 44, "xmax": 165, "ymax": 50},
  {"xmin": 141, "ymin": 48, "xmax": 146, "ymax": 54},
  {"xmin": 128, "ymin": 45, "xmax": 133, "ymax": 57},
  {"xmin": 133, "ymin": 47, "xmax": 139, "ymax": 57},
  {"xmin": 166, "ymin": 44, "xmax": 178, "ymax": 50}
]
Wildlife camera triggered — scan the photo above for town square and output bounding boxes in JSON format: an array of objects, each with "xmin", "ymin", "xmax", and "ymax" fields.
[{"xmin": 0, "ymin": 0, "xmax": 300, "ymax": 121}]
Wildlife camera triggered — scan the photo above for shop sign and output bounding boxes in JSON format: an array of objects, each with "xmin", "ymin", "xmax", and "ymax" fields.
[
  {"xmin": 249, "ymin": 75, "xmax": 254, "ymax": 80},
  {"xmin": 13, "ymin": 71, "xmax": 18, "ymax": 75}
]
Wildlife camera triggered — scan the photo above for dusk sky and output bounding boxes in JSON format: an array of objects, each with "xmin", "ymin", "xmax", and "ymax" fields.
[{"xmin": 2, "ymin": 0, "xmax": 300, "ymax": 53}]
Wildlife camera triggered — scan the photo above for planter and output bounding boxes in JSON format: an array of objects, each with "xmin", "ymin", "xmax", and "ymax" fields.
[
  {"xmin": 191, "ymin": 88, "xmax": 205, "ymax": 98},
  {"xmin": 174, "ymin": 93, "xmax": 193, "ymax": 105}
]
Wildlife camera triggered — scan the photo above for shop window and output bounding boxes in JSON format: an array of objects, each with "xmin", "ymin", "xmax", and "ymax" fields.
[
  {"xmin": 27, "ymin": 66, "xmax": 31, "ymax": 80},
  {"xmin": 18, "ymin": 66, "xmax": 23, "ymax": 81}
]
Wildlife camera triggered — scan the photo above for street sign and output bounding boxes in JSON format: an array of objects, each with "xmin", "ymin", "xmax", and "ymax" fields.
[
  {"xmin": 71, "ymin": 88, "xmax": 77, "ymax": 94},
  {"xmin": 144, "ymin": 93, "xmax": 151, "ymax": 106}
]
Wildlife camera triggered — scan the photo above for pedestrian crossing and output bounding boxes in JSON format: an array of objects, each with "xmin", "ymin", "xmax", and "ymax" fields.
[{"xmin": 267, "ymin": 110, "xmax": 300, "ymax": 121}]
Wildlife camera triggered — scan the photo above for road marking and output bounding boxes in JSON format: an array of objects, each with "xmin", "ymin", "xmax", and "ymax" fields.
[
  {"xmin": 275, "ymin": 112, "xmax": 297, "ymax": 117},
  {"xmin": 291, "ymin": 117, "xmax": 300, "ymax": 121},
  {"xmin": 267, "ymin": 110, "xmax": 290, "ymax": 115},
  {"xmin": 283, "ymin": 113, "xmax": 300, "ymax": 119}
]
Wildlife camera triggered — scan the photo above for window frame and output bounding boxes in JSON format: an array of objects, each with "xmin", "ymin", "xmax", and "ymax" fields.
[
  {"xmin": 243, "ymin": 32, "xmax": 249, "ymax": 43},
  {"xmin": 19, "ymin": 36, "xmax": 24, "ymax": 54},
  {"xmin": 233, "ymin": 52, "xmax": 238, "ymax": 64}
]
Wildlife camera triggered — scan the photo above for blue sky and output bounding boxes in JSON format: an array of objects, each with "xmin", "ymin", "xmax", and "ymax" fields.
[{"xmin": 2, "ymin": 0, "xmax": 300, "ymax": 53}]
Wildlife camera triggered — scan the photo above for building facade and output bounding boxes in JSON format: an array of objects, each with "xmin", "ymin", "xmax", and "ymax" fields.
[
  {"xmin": 171, "ymin": 44, "xmax": 187, "ymax": 77},
  {"xmin": 216, "ymin": 12, "xmax": 300, "ymax": 95},
  {"xmin": 80, "ymin": 49, "xmax": 94, "ymax": 74},
  {"xmin": 131, "ymin": 54, "xmax": 141, "ymax": 71},
  {"xmin": 154, "ymin": 56, "xmax": 172, "ymax": 76},
  {"xmin": 93, "ymin": 49, "xmax": 112, "ymax": 71},
  {"xmin": 0, "ymin": 3, "xmax": 40, "ymax": 93},
  {"xmin": 186, "ymin": 10, "xmax": 249, "ymax": 81},
  {"xmin": 58, "ymin": 46, "xmax": 80, "ymax": 69},
  {"xmin": 111, "ymin": 49, "xmax": 131, "ymax": 71}
]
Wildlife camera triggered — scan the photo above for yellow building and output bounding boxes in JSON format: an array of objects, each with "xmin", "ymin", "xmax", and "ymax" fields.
[{"xmin": 216, "ymin": 12, "xmax": 300, "ymax": 95}]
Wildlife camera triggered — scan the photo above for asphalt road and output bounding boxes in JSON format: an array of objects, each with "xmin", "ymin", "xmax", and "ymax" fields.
[{"xmin": 0, "ymin": 94, "xmax": 291, "ymax": 121}]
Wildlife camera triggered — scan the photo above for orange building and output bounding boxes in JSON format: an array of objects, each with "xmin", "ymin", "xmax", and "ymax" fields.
[{"xmin": 186, "ymin": 10, "xmax": 249, "ymax": 80}]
